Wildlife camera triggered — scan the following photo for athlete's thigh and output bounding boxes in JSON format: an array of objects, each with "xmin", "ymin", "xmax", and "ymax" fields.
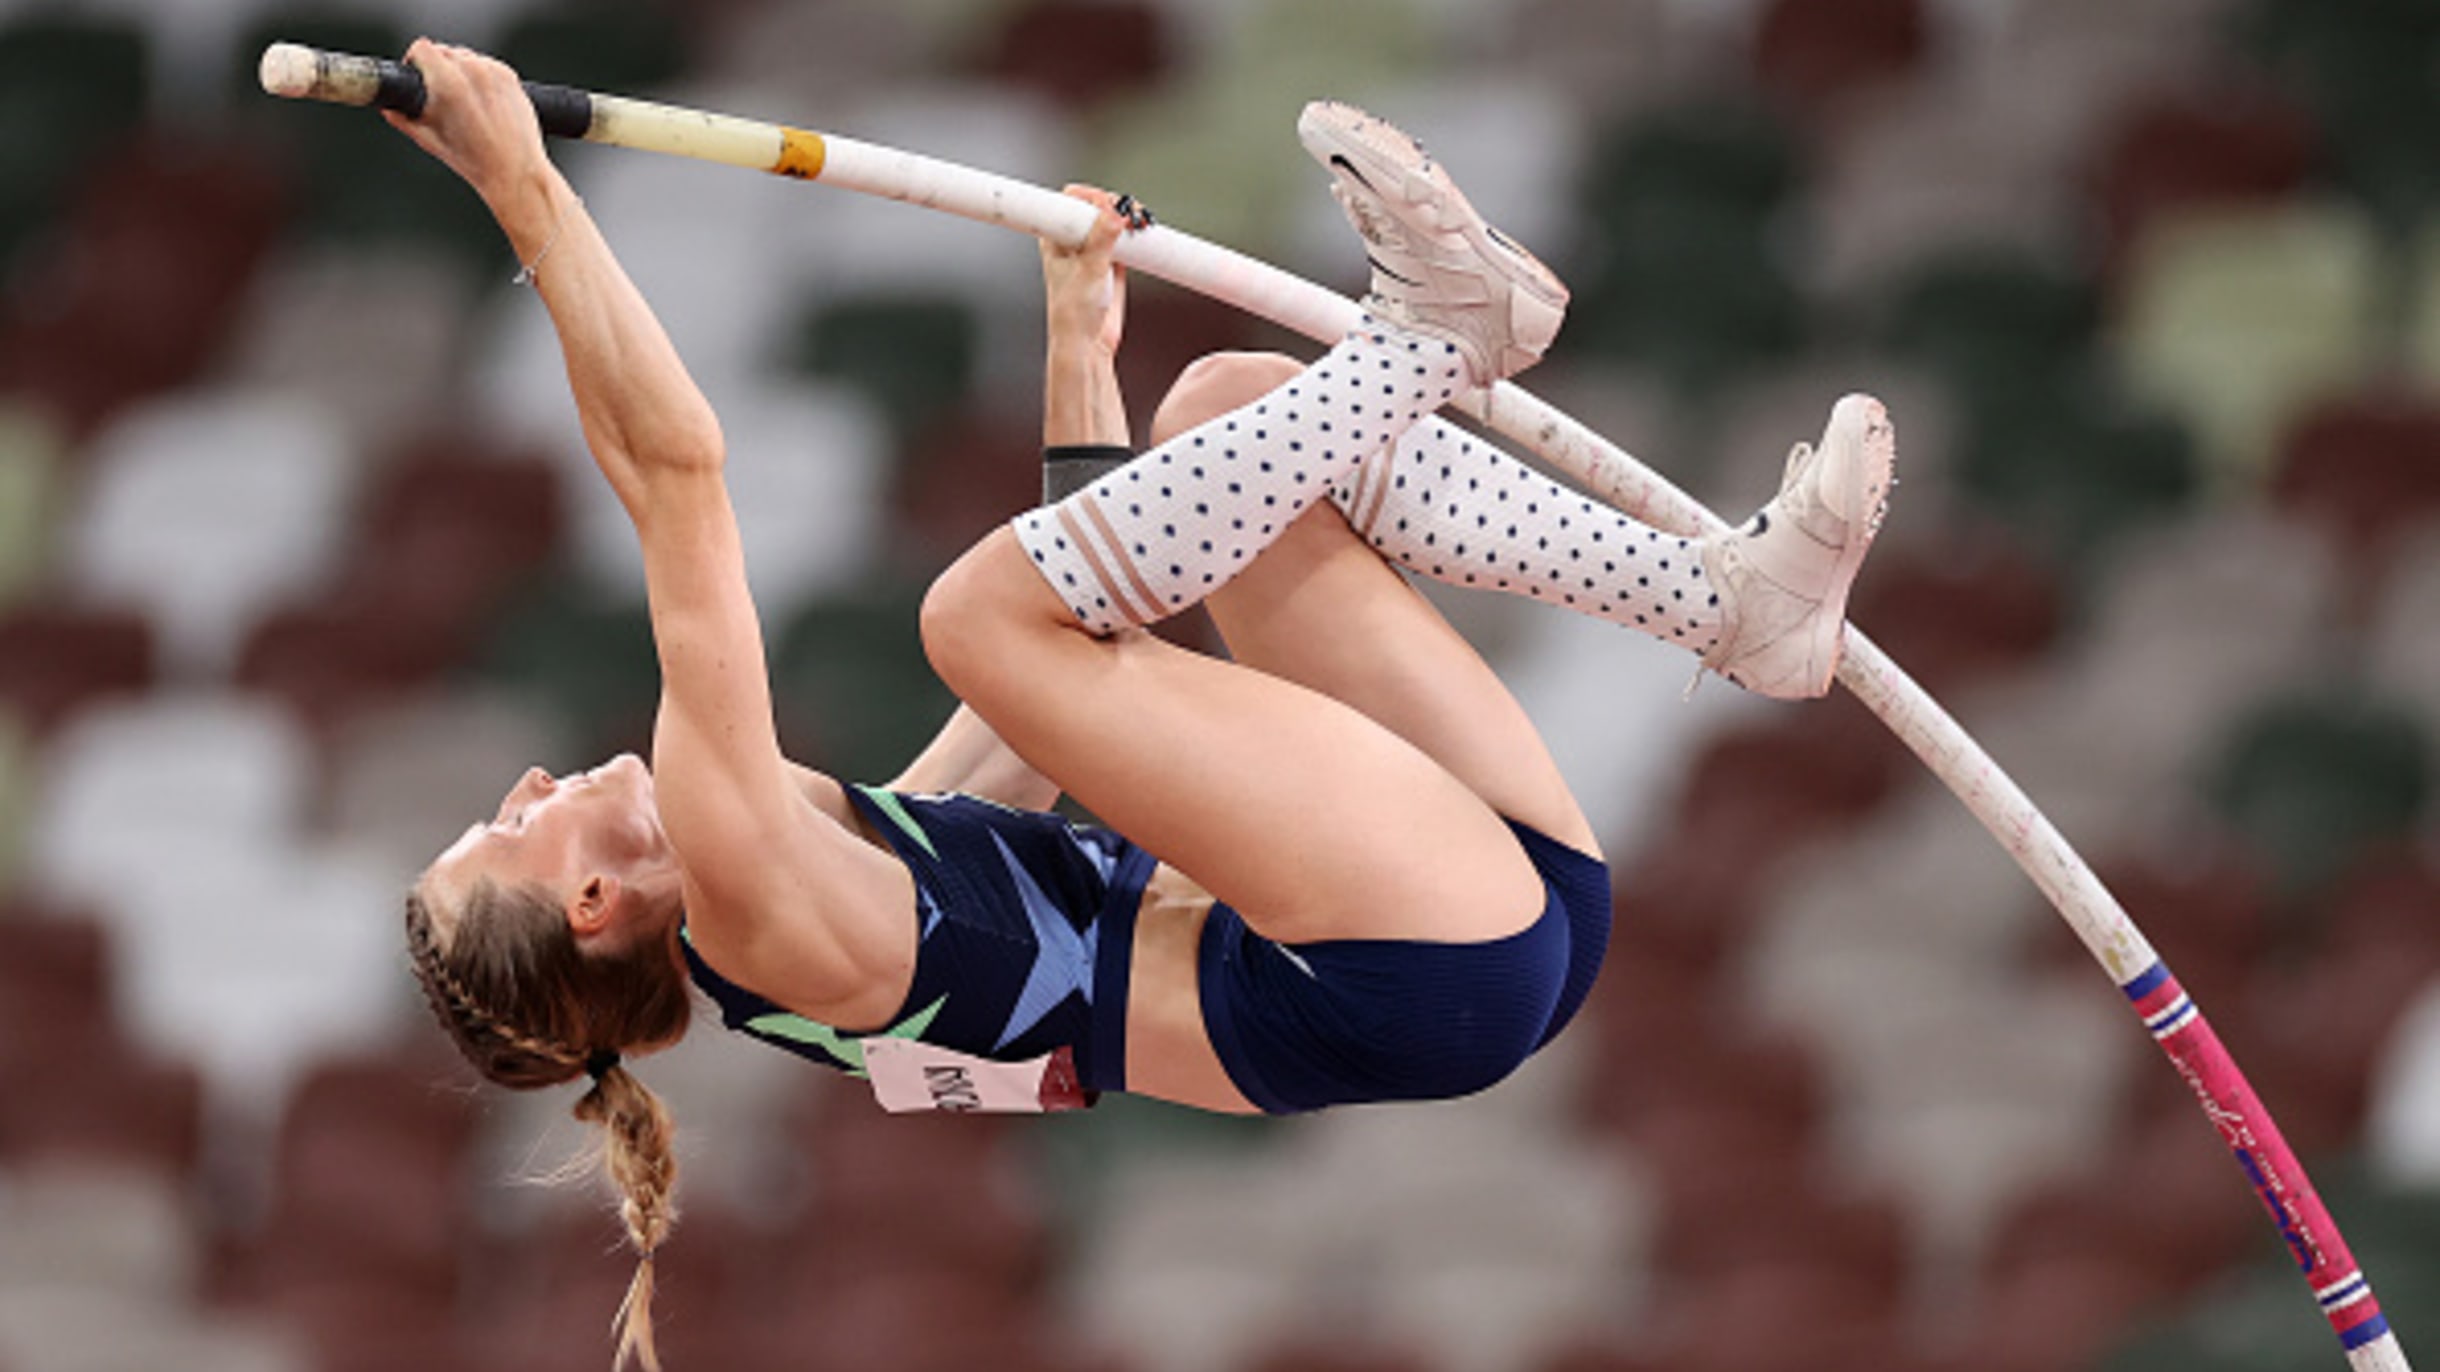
[
  {"xmin": 924, "ymin": 530, "xmax": 1544, "ymax": 947},
  {"xmin": 1154, "ymin": 356, "xmax": 1600, "ymax": 857}
]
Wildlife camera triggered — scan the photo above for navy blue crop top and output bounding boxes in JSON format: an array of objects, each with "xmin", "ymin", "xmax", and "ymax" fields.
[{"xmin": 679, "ymin": 786, "xmax": 1157, "ymax": 1094}]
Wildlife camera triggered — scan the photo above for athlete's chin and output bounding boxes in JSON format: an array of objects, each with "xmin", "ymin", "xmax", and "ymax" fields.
[{"xmin": 603, "ymin": 752, "xmax": 653, "ymax": 792}]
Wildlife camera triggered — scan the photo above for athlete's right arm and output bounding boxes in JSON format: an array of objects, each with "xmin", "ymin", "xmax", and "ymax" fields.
[
  {"xmin": 390, "ymin": 41, "xmax": 913, "ymax": 1013},
  {"xmin": 384, "ymin": 40, "xmax": 713, "ymax": 521}
]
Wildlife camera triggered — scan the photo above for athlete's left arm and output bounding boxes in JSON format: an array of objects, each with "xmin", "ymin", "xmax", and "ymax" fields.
[
  {"xmin": 865, "ymin": 187, "xmax": 1130, "ymax": 812},
  {"xmin": 1042, "ymin": 185, "xmax": 1132, "ymax": 447},
  {"xmin": 882, "ymin": 705, "xmax": 1061, "ymax": 808}
]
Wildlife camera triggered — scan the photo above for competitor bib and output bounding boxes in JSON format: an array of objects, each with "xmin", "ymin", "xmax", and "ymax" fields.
[{"xmin": 860, "ymin": 1038, "xmax": 1094, "ymax": 1113}]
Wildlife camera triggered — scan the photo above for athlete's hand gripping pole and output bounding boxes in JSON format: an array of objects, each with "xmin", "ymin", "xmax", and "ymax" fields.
[{"xmin": 260, "ymin": 44, "xmax": 2412, "ymax": 1370}]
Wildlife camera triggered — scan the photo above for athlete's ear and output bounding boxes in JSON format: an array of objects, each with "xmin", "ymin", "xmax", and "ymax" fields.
[{"xmin": 567, "ymin": 874, "xmax": 621, "ymax": 937}]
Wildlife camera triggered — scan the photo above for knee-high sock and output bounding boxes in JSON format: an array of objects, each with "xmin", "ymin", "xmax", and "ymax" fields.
[
  {"xmin": 1014, "ymin": 325, "xmax": 1465, "ymax": 633},
  {"xmin": 1331, "ymin": 417, "xmax": 1723, "ymax": 653}
]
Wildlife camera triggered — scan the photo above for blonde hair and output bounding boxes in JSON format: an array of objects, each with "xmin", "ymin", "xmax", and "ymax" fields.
[{"xmin": 405, "ymin": 879, "xmax": 690, "ymax": 1371}]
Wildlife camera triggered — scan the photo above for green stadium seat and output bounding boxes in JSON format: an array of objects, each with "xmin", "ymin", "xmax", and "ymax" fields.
[
  {"xmin": 1569, "ymin": 200, "xmax": 1806, "ymax": 396},
  {"xmin": 494, "ymin": 0, "xmax": 689, "ymax": 96},
  {"xmin": 1951, "ymin": 381, "xmax": 2199, "ymax": 572},
  {"xmin": 788, "ymin": 294, "xmax": 980, "ymax": 442},
  {"xmin": 471, "ymin": 575, "xmax": 662, "ymax": 759},
  {"xmin": 0, "ymin": 707, "xmax": 26, "ymax": 892},
  {"xmin": 2094, "ymin": 1286, "xmax": 2316, "ymax": 1372},
  {"xmin": 1229, "ymin": 0, "xmax": 1435, "ymax": 98},
  {"xmin": 2240, "ymin": 0, "xmax": 2440, "ymax": 232},
  {"xmin": 770, "ymin": 579, "xmax": 957, "ymax": 785},
  {"xmin": 0, "ymin": 14, "xmax": 148, "ymax": 276},
  {"xmin": 2098, "ymin": 1239, "xmax": 2439, "ymax": 1372},
  {"xmin": 2207, "ymin": 690, "xmax": 2431, "ymax": 899},
  {"xmin": 1568, "ymin": 103, "xmax": 1808, "ymax": 393},
  {"xmin": 1878, "ymin": 247, "xmax": 2101, "ymax": 421},
  {"xmin": 0, "ymin": 403, "xmax": 60, "ymax": 611},
  {"xmin": 2405, "ymin": 218, "xmax": 2440, "ymax": 390},
  {"xmin": 1577, "ymin": 100, "xmax": 1804, "ymax": 238},
  {"xmin": 232, "ymin": 9, "xmax": 504, "ymax": 273}
]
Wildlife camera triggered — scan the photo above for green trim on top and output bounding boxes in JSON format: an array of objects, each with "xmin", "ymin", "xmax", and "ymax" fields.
[
  {"xmin": 855, "ymin": 784, "xmax": 940, "ymax": 859},
  {"xmin": 744, "ymin": 995, "xmax": 948, "ymax": 1078}
]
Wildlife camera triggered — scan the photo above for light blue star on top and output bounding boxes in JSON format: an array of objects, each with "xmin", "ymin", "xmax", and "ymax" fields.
[{"xmin": 990, "ymin": 832, "xmax": 1098, "ymax": 1051}]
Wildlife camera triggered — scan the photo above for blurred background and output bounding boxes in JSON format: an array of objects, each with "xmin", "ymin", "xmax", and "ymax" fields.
[{"xmin": 0, "ymin": 0, "xmax": 2437, "ymax": 1369}]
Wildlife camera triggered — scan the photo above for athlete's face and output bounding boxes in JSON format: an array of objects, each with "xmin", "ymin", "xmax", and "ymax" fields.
[{"xmin": 426, "ymin": 754, "xmax": 677, "ymax": 944}]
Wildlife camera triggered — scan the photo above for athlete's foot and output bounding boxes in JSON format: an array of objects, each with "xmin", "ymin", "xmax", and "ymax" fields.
[
  {"xmin": 1297, "ymin": 99, "xmax": 1568, "ymax": 388},
  {"xmin": 1697, "ymin": 393, "xmax": 1896, "ymax": 700}
]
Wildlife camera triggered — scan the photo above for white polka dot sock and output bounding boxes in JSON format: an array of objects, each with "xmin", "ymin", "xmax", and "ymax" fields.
[
  {"xmin": 1014, "ymin": 324, "xmax": 1465, "ymax": 633},
  {"xmin": 1332, "ymin": 417, "xmax": 1723, "ymax": 652}
]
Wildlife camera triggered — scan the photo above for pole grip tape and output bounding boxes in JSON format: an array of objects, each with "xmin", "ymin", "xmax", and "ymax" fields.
[
  {"xmin": 525, "ymin": 82, "xmax": 594, "ymax": 140},
  {"xmin": 357, "ymin": 57, "xmax": 593, "ymax": 140}
]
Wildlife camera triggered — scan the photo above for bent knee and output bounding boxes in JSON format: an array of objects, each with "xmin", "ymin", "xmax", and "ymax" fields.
[
  {"xmin": 921, "ymin": 529, "xmax": 1043, "ymax": 693},
  {"xmin": 1150, "ymin": 351, "xmax": 1304, "ymax": 446}
]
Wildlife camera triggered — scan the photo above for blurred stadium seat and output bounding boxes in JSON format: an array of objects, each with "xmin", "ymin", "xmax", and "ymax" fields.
[{"xmin": 64, "ymin": 390, "xmax": 361, "ymax": 677}]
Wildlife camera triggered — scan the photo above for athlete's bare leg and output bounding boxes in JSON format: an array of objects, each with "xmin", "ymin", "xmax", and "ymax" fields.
[
  {"xmin": 923, "ymin": 530, "xmax": 1547, "ymax": 951},
  {"xmin": 1160, "ymin": 351, "xmax": 1599, "ymax": 858}
]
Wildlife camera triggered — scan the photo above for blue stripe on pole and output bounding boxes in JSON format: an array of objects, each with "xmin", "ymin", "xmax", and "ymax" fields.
[
  {"xmin": 2122, "ymin": 961, "xmax": 2170, "ymax": 1001},
  {"xmin": 2338, "ymin": 1314, "xmax": 2391, "ymax": 1351}
]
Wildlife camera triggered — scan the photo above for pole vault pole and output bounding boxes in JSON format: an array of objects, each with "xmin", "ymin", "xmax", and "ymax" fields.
[{"xmin": 260, "ymin": 43, "xmax": 2411, "ymax": 1369}]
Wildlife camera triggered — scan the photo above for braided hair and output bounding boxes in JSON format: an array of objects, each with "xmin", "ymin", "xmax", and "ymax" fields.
[{"xmin": 406, "ymin": 878, "xmax": 690, "ymax": 1371}]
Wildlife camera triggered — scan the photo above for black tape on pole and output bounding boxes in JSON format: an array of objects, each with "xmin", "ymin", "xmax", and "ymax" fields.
[{"xmin": 364, "ymin": 58, "xmax": 593, "ymax": 140}]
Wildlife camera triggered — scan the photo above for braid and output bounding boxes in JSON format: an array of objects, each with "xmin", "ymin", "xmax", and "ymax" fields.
[
  {"xmin": 575, "ymin": 1063, "xmax": 679, "ymax": 1372},
  {"xmin": 405, "ymin": 878, "xmax": 693, "ymax": 1372},
  {"xmin": 404, "ymin": 890, "xmax": 588, "ymax": 1081}
]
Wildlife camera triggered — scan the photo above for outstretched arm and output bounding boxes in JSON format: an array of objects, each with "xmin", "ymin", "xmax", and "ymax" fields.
[
  {"xmin": 384, "ymin": 42, "xmax": 714, "ymax": 521},
  {"xmin": 390, "ymin": 41, "xmax": 906, "ymax": 998}
]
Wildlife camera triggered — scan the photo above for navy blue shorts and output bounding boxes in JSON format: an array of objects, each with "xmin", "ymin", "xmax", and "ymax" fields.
[{"xmin": 1193, "ymin": 821, "xmax": 1611, "ymax": 1114}]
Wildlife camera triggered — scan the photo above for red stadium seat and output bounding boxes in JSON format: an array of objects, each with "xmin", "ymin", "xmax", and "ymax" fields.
[
  {"xmin": 1245, "ymin": 1343, "xmax": 1436, "ymax": 1372},
  {"xmin": 2272, "ymin": 387, "xmax": 2440, "ymax": 592},
  {"xmin": 2089, "ymin": 84, "xmax": 2318, "ymax": 279},
  {"xmin": 0, "ymin": 131, "xmax": 285, "ymax": 438},
  {"xmin": 978, "ymin": 0, "xmax": 1172, "ymax": 114},
  {"xmin": 0, "ymin": 911, "xmax": 202, "ymax": 1175},
  {"xmin": 1751, "ymin": 0, "xmax": 1931, "ymax": 128},
  {"xmin": 2019, "ymin": 843, "xmax": 2276, "ymax": 1006},
  {"xmin": 236, "ymin": 598, "xmax": 464, "ymax": 735},
  {"xmin": 1843, "ymin": 528, "xmax": 2063, "ymax": 698},
  {"xmin": 218, "ymin": 1048, "xmax": 481, "ymax": 1317},
  {"xmin": 355, "ymin": 437, "xmax": 565, "ymax": 627},
  {"xmin": 785, "ymin": 1078, "xmax": 1049, "ymax": 1295},
  {"xmin": 0, "ymin": 603, "xmax": 154, "ymax": 736}
]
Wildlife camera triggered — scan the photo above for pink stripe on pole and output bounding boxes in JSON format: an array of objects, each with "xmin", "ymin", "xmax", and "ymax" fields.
[
  {"xmin": 2129, "ymin": 973, "xmax": 2188, "ymax": 1024},
  {"xmin": 2151, "ymin": 999, "xmax": 2383, "ymax": 1343}
]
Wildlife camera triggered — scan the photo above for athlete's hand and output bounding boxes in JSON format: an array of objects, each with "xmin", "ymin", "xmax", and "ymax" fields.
[
  {"xmin": 382, "ymin": 38, "xmax": 551, "ymax": 212},
  {"xmin": 1041, "ymin": 185, "xmax": 1129, "ymax": 357}
]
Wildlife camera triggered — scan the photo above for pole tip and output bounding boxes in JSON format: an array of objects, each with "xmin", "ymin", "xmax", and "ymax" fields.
[{"xmin": 259, "ymin": 42, "xmax": 318, "ymax": 99}]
